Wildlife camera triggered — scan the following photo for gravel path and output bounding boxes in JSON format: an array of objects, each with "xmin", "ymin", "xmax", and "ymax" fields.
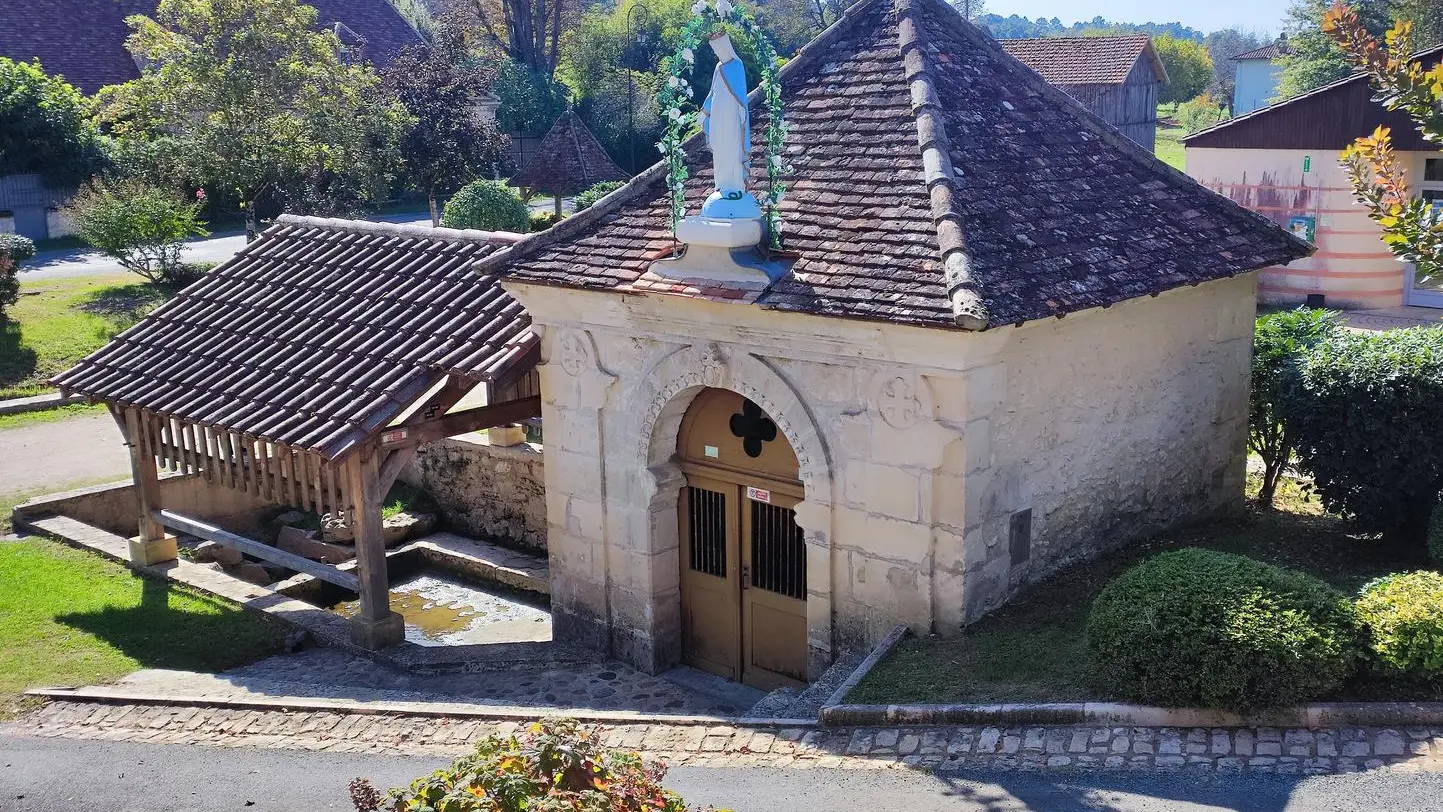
[{"xmin": 0, "ymin": 412, "xmax": 129, "ymax": 496}]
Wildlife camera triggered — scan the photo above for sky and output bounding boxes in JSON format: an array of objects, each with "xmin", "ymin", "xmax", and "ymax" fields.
[{"xmin": 985, "ymin": 0, "xmax": 1292, "ymax": 35}]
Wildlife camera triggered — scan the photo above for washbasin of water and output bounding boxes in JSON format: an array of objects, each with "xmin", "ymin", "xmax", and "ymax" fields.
[{"xmin": 331, "ymin": 571, "xmax": 551, "ymax": 647}]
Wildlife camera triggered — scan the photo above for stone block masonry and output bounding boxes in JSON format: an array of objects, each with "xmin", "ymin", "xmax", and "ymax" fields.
[{"xmin": 401, "ymin": 436, "xmax": 547, "ymax": 553}]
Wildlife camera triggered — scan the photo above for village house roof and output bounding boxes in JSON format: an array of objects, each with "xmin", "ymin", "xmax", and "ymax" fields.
[
  {"xmin": 998, "ymin": 34, "xmax": 1168, "ymax": 87},
  {"xmin": 52, "ymin": 217, "xmax": 534, "ymax": 460},
  {"xmin": 510, "ymin": 109, "xmax": 630, "ymax": 197},
  {"xmin": 1232, "ymin": 41, "xmax": 1293, "ymax": 62},
  {"xmin": 1185, "ymin": 44, "xmax": 1443, "ymax": 152},
  {"xmin": 0, "ymin": 0, "xmax": 421, "ymax": 95},
  {"xmin": 483, "ymin": 0, "xmax": 1311, "ymax": 330}
]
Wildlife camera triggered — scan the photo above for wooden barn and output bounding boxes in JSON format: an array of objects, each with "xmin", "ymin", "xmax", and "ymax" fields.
[
  {"xmin": 1184, "ymin": 45, "xmax": 1443, "ymax": 310},
  {"xmin": 999, "ymin": 35, "xmax": 1167, "ymax": 151}
]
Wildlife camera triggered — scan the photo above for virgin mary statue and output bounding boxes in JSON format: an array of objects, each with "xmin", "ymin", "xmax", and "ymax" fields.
[{"xmin": 698, "ymin": 31, "xmax": 761, "ymax": 220}]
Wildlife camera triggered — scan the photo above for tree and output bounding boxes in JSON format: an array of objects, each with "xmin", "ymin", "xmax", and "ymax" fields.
[
  {"xmin": 1390, "ymin": 0, "xmax": 1443, "ymax": 50},
  {"xmin": 383, "ymin": 25, "xmax": 512, "ymax": 225},
  {"xmin": 65, "ymin": 179, "xmax": 207, "ymax": 285},
  {"xmin": 1203, "ymin": 28, "xmax": 1267, "ymax": 100},
  {"xmin": 1249, "ymin": 308, "xmax": 1339, "ymax": 506},
  {"xmin": 0, "ymin": 59, "xmax": 104, "ymax": 186},
  {"xmin": 1277, "ymin": 0, "xmax": 1391, "ymax": 98},
  {"xmin": 1154, "ymin": 34, "xmax": 1215, "ymax": 104},
  {"xmin": 492, "ymin": 57, "xmax": 569, "ymax": 137},
  {"xmin": 1323, "ymin": 4, "xmax": 1443, "ymax": 284},
  {"xmin": 457, "ymin": 0, "xmax": 579, "ymax": 78},
  {"xmin": 95, "ymin": 0, "xmax": 410, "ymax": 239},
  {"xmin": 0, "ymin": 234, "xmax": 36, "ymax": 322},
  {"xmin": 950, "ymin": 0, "xmax": 987, "ymax": 21}
]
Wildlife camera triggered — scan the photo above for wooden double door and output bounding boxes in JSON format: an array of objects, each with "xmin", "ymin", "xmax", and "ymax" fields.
[{"xmin": 680, "ymin": 471, "xmax": 808, "ymax": 690}]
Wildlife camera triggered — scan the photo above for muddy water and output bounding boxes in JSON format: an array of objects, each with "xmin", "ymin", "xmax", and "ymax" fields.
[{"xmin": 331, "ymin": 571, "xmax": 551, "ymax": 646}]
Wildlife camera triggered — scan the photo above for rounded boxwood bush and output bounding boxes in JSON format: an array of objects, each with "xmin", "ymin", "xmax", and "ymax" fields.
[
  {"xmin": 1087, "ymin": 549, "xmax": 1358, "ymax": 709},
  {"xmin": 1356, "ymin": 571, "xmax": 1443, "ymax": 678},
  {"xmin": 440, "ymin": 180, "xmax": 530, "ymax": 233},
  {"xmin": 573, "ymin": 180, "xmax": 624, "ymax": 211}
]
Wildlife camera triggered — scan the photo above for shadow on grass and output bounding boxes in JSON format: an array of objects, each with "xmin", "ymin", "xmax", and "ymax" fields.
[
  {"xmin": 0, "ymin": 319, "xmax": 38, "ymax": 391},
  {"xmin": 75, "ymin": 283, "xmax": 169, "ymax": 321},
  {"xmin": 56, "ymin": 576, "xmax": 284, "ymax": 674}
]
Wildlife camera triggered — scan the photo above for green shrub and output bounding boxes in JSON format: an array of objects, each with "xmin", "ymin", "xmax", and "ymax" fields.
[
  {"xmin": 439, "ymin": 180, "xmax": 530, "ymax": 233},
  {"xmin": 1356, "ymin": 572, "xmax": 1443, "ymax": 678},
  {"xmin": 1249, "ymin": 308, "xmax": 1339, "ymax": 505},
  {"xmin": 351, "ymin": 719, "xmax": 690, "ymax": 812},
  {"xmin": 0, "ymin": 233, "xmax": 36, "ymax": 320},
  {"xmin": 1087, "ymin": 548, "xmax": 1358, "ymax": 709},
  {"xmin": 65, "ymin": 179, "xmax": 207, "ymax": 285},
  {"xmin": 1178, "ymin": 93, "xmax": 1230, "ymax": 134},
  {"xmin": 1286, "ymin": 327, "xmax": 1443, "ymax": 554},
  {"xmin": 530, "ymin": 210, "xmax": 562, "ymax": 231},
  {"xmin": 573, "ymin": 180, "xmax": 624, "ymax": 211}
]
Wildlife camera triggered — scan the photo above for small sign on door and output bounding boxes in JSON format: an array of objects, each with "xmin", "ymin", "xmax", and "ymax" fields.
[{"xmin": 746, "ymin": 486, "xmax": 771, "ymax": 504}]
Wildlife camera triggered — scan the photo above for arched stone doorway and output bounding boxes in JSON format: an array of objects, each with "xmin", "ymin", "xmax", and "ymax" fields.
[{"xmin": 676, "ymin": 388, "xmax": 808, "ymax": 690}]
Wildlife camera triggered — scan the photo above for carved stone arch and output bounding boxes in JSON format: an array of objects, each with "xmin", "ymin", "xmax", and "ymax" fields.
[{"xmin": 619, "ymin": 342, "xmax": 836, "ymax": 678}]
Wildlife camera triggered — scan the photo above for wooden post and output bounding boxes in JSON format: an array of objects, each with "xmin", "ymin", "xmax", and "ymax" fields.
[
  {"xmin": 345, "ymin": 445, "xmax": 403, "ymax": 649},
  {"xmin": 123, "ymin": 408, "xmax": 177, "ymax": 565}
]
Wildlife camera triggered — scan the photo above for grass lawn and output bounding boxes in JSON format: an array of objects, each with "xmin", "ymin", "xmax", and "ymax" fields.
[
  {"xmin": 0, "ymin": 537, "xmax": 284, "ymax": 718},
  {"xmin": 1, "ymin": 275, "xmax": 169, "ymax": 399},
  {"xmin": 1155, "ymin": 125, "xmax": 1186, "ymax": 171},
  {"xmin": 848, "ymin": 475, "xmax": 1424, "ymax": 705},
  {"xmin": 0, "ymin": 401, "xmax": 106, "ymax": 431}
]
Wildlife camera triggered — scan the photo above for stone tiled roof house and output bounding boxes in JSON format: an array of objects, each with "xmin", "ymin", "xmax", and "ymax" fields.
[
  {"xmin": 487, "ymin": 0, "xmax": 1309, "ymax": 686},
  {"xmin": 53, "ymin": 0, "xmax": 1310, "ymax": 689},
  {"xmin": 999, "ymin": 35, "xmax": 1167, "ymax": 151}
]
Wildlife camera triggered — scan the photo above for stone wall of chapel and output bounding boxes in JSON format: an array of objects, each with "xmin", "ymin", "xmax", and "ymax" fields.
[{"xmin": 953, "ymin": 274, "xmax": 1257, "ymax": 624}]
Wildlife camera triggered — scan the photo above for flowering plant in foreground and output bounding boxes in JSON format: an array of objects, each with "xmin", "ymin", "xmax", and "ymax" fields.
[{"xmin": 349, "ymin": 719, "xmax": 699, "ymax": 812}]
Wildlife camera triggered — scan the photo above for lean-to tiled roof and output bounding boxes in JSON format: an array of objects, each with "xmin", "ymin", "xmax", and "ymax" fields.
[
  {"xmin": 485, "ymin": 0, "xmax": 1312, "ymax": 330},
  {"xmin": 998, "ymin": 35, "xmax": 1166, "ymax": 86},
  {"xmin": 510, "ymin": 110, "xmax": 630, "ymax": 197},
  {"xmin": 53, "ymin": 217, "xmax": 534, "ymax": 460},
  {"xmin": 0, "ymin": 0, "xmax": 420, "ymax": 95}
]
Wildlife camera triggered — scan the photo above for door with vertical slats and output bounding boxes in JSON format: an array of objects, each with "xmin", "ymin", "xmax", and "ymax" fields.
[
  {"xmin": 679, "ymin": 475, "xmax": 741, "ymax": 680},
  {"xmin": 741, "ymin": 490, "xmax": 808, "ymax": 689}
]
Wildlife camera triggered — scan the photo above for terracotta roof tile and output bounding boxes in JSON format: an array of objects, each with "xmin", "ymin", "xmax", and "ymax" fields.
[
  {"xmin": 52, "ymin": 216, "xmax": 532, "ymax": 459},
  {"xmin": 510, "ymin": 109, "xmax": 629, "ymax": 196},
  {"xmin": 485, "ymin": 0, "xmax": 1311, "ymax": 330},
  {"xmin": 998, "ymin": 34, "xmax": 1163, "ymax": 86}
]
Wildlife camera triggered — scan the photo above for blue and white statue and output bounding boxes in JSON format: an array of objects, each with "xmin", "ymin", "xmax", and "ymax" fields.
[{"xmin": 698, "ymin": 31, "xmax": 760, "ymax": 220}]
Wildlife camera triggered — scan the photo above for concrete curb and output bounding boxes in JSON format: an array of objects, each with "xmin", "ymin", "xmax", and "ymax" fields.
[
  {"xmin": 820, "ymin": 623, "xmax": 908, "ymax": 710},
  {"xmin": 0, "ymin": 392, "xmax": 86, "ymax": 416},
  {"xmin": 23, "ymin": 687, "xmax": 816, "ymax": 728},
  {"xmin": 818, "ymin": 700, "xmax": 1443, "ymax": 729}
]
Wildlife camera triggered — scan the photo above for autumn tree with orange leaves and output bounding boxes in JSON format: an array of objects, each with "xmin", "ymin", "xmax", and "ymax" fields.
[{"xmin": 1323, "ymin": 3, "xmax": 1443, "ymax": 282}]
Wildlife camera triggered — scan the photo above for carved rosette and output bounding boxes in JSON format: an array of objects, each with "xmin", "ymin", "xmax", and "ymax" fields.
[
  {"xmin": 875, "ymin": 371, "xmax": 928, "ymax": 430},
  {"xmin": 557, "ymin": 330, "xmax": 590, "ymax": 378}
]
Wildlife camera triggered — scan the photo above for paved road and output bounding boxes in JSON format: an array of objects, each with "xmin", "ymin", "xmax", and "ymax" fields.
[
  {"xmin": 0, "ymin": 412, "xmax": 129, "ymax": 496},
  {"xmin": 4, "ymin": 735, "xmax": 1443, "ymax": 812},
  {"xmin": 20, "ymin": 203, "xmax": 565, "ymax": 282}
]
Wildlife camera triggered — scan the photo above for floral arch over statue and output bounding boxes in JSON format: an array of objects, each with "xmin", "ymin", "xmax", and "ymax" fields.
[{"xmin": 657, "ymin": 0, "xmax": 787, "ymax": 248}]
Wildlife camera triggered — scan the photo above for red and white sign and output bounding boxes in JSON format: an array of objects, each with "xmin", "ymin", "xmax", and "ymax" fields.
[
  {"xmin": 381, "ymin": 427, "xmax": 409, "ymax": 445},
  {"xmin": 746, "ymin": 486, "xmax": 771, "ymax": 504}
]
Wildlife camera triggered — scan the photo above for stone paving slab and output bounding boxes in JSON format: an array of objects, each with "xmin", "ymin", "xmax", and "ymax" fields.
[
  {"xmin": 406, "ymin": 532, "xmax": 549, "ymax": 596},
  {"xmin": 8, "ymin": 701, "xmax": 1443, "ymax": 775},
  {"xmin": 87, "ymin": 647, "xmax": 761, "ymax": 718}
]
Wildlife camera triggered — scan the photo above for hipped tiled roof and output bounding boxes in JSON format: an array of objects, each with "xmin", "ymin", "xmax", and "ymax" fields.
[
  {"xmin": 484, "ymin": 0, "xmax": 1312, "ymax": 330},
  {"xmin": 0, "ymin": 0, "xmax": 420, "ymax": 95},
  {"xmin": 510, "ymin": 110, "xmax": 630, "ymax": 196},
  {"xmin": 1233, "ymin": 41, "xmax": 1293, "ymax": 61},
  {"xmin": 999, "ymin": 35, "xmax": 1166, "ymax": 86},
  {"xmin": 53, "ymin": 217, "xmax": 534, "ymax": 460}
]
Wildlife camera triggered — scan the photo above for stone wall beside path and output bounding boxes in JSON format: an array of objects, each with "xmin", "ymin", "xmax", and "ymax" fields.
[{"xmin": 401, "ymin": 436, "xmax": 547, "ymax": 553}]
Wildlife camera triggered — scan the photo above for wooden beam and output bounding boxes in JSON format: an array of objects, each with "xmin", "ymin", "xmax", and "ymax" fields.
[
  {"xmin": 125, "ymin": 409, "xmax": 166, "ymax": 543},
  {"xmin": 378, "ymin": 396, "xmax": 541, "ymax": 450},
  {"xmin": 153, "ymin": 509, "xmax": 360, "ymax": 593},
  {"xmin": 378, "ymin": 447, "xmax": 417, "ymax": 496},
  {"xmin": 344, "ymin": 448, "xmax": 391, "ymax": 622}
]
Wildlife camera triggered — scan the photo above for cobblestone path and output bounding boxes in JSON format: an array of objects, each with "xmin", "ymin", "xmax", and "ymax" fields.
[
  {"xmin": 9, "ymin": 701, "xmax": 1443, "ymax": 775},
  {"xmin": 103, "ymin": 648, "xmax": 762, "ymax": 717}
]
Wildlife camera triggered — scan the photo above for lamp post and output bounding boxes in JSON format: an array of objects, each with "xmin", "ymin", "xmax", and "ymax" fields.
[{"xmin": 624, "ymin": 2, "xmax": 653, "ymax": 173}]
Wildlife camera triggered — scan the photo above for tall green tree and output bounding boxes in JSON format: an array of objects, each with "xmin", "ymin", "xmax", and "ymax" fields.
[
  {"xmin": 95, "ymin": 0, "xmax": 410, "ymax": 238},
  {"xmin": 382, "ymin": 25, "xmax": 512, "ymax": 225},
  {"xmin": 0, "ymin": 59, "xmax": 104, "ymax": 186},
  {"xmin": 1203, "ymin": 28, "xmax": 1268, "ymax": 100},
  {"xmin": 1277, "ymin": 0, "xmax": 1391, "ymax": 98},
  {"xmin": 1154, "ymin": 34, "xmax": 1215, "ymax": 104},
  {"xmin": 1390, "ymin": 0, "xmax": 1443, "ymax": 49}
]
